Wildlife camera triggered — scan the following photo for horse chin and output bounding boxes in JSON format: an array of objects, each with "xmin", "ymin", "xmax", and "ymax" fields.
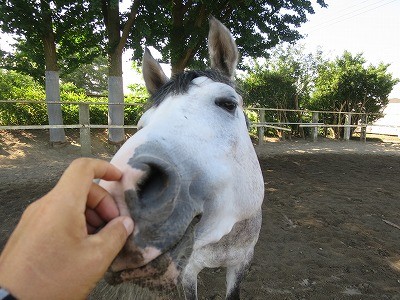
[
  {"xmin": 104, "ymin": 251, "xmax": 179, "ymax": 290},
  {"xmin": 104, "ymin": 214, "xmax": 201, "ymax": 290}
]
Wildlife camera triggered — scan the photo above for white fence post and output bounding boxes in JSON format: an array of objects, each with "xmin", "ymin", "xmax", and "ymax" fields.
[
  {"xmin": 258, "ymin": 109, "xmax": 265, "ymax": 145},
  {"xmin": 79, "ymin": 103, "xmax": 91, "ymax": 156},
  {"xmin": 344, "ymin": 112, "xmax": 352, "ymax": 141},
  {"xmin": 311, "ymin": 112, "xmax": 319, "ymax": 142},
  {"xmin": 360, "ymin": 113, "xmax": 367, "ymax": 142}
]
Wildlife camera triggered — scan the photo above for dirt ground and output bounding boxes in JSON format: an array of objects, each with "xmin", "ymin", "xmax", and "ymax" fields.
[{"xmin": 1, "ymin": 130, "xmax": 400, "ymax": 299}]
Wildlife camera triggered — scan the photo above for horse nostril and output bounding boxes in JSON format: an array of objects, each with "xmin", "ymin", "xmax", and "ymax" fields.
[
  {"xmin": 127, "ymin": 157, "xmax": 180, "ymax": 221},
  {"xmin": 137, "ymin": 163, "xmax": 169, "ymax": 204}
]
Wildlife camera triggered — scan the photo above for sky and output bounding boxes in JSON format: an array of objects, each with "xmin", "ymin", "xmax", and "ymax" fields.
[{"xmin": 297, "ymin": 0, "xmax": 400, "ymax": 98}]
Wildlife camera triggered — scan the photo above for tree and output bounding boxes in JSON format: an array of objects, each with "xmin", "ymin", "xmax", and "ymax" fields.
[
  {"xmin": 61, "ymin": 56, "xmax": 108, "ymax": 95},
  {"xmin": 95, "ymin": 0, "xmax": 141, "ymax": 144},
  {"xmin": 310, "ymin": 51, "xmax": 399, "ymax": 137},
  {"xmin": 267, "ymin": 44, "xmax": 325, "ymax": 137},
  {"xmin": 240, "ymin": 60, "xmax": 296, "ymax": 109},
  {"xmin": 129, "ymin": 0, "xmax": 327, "ymax": 74},
  {"xmin": 239, "ymin": 59, "xmax": 297, "ymax": 137},
  {"xmin": 239, "ymin": 44, "xmax": 323, "ymax": 136},
  {"xmin": 268, "ymin": 44, "xmax": 324, "ymax": 108},
  {"xmin": 0, "ymin": 0, "xmax": 102, "ymax": 144},
  {"xmin": 1, "ymin": 0, "xmax": 142, "ymax": 144}
]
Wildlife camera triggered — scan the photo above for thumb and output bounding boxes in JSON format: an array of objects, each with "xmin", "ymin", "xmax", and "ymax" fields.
[{"xmin": 92, "ymin": 216, "xmax": 134, "ymax": 261}]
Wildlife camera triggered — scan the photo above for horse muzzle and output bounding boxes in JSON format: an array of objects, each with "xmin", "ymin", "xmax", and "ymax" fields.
[{"xmin": 105, "ymin": 155, "xmax": 203, "ymax": 289}]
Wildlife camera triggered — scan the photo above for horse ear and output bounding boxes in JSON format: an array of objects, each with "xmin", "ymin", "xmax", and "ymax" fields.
[
  {"xmin": 142, "ymin": 47, "xmax": 169, "ymax": 95},
  {"xmin": 208, "ymin": 16, "xmax": 239, "ymax": 79}
]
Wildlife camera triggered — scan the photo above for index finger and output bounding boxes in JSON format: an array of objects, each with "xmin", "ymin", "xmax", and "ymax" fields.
[{"xmin": 54, "ymin": 158, "xmax": 122, "ymax": 206}]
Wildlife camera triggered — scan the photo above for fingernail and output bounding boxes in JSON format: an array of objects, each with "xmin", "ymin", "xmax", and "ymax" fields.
[{"xmin": 122, "ymin": 217, "xmax": 134, "ymax": 235}]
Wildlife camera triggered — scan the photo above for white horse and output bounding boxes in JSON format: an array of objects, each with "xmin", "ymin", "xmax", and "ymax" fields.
[{"xmin": 100, "ymin": 17, "xmax": 264, "ymax": 300}]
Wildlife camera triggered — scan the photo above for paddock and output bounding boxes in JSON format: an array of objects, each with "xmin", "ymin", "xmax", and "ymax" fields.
[{"xmin": 1, "ymin": 130, "xmax": 399, "ymax": 299}]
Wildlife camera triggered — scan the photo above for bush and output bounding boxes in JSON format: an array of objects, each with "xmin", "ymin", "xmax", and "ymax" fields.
[
  {"xmin": 60, "ymin": 81, "xmax": 148, "ymax": 125},
  {"xmin": 0, "ymin": 70, "xmax": 47, "ymax": 125},
  {"xmin": 244, "ymin": 109, "xmax": 258, "ymax": 138},
  {"xmin": 0, "ymin": 70, "xmax": 149, "ymax": 126}
]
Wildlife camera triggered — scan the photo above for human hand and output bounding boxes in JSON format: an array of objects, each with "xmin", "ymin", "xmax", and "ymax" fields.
[{"xmin": 0, "ymin": 158, "xmax": 134, "ymax": 300}]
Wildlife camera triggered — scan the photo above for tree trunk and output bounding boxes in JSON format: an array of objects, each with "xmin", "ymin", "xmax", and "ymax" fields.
[
  {"xmin": 45, "ymin": 71, "xmax": 66, "ymax": 144},
  {"xmin": 107, "ymin": 74, "xmax": 124, "ymax": 144},
  {"xmin": 107, "ymin": 49, "xmax": 124, "ymax": 144},
  {"xmin": 170, "ymin": 2, "xmax": 207, "ymax": 74},
  {"xmin": 294, "ymin": 94, "xmax": 305, "ymax": 138},
  {"xmin": 171, "ymin": 49, "xmax": 197, "ymax": 74},
  {"xmin": 102, "ymin": 0, "xmax": 140, "ymax": 145},
  {"xmin": 170, "ymin": 1, "xmax": 186, "ymax": 74},
  {"xmin": 105, "ymin": 1, "xmax": 124, "ymax": 144},
  {"xmin": 41, "ymin": 0, "xmax": 66, "ymax": 144}
]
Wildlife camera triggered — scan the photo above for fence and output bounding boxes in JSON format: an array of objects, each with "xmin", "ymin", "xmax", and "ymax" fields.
[
  {"xmin": 248, "ymin": 108, "xmax": 397, "ymax": 145},
  {"xmin": 1, "ymin": 100, "xmax": 398, "ymax": 155},
  {"xmin": 0, "ymin": 100, "xmax": 141, "ymax": 156}
]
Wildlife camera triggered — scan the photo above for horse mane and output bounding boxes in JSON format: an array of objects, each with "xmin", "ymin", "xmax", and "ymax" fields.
[{"xmin": 149, "ymin": 69, "xmax": 235, "ymax": 107}]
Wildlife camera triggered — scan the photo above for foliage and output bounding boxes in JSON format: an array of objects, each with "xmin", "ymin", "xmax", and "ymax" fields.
[
  {"xmin": 59, "ymin": 83, "xmax": 146, "ymax": 126},
  {"xmin": 240, "ymin": 45, "xmax": 323, "ymax": 107},
  {"xmin": 239, "ymin": 63, "xmax": 298, "ymax": 136},
  {"xmin": 310, "ymin": 51, "xmax": 399, "ymax": 137},
  {"xmin": 0, "ymin": 70, "xmax": 147, "ymax": 126},
  {"xmin": 244, "ymin": 109, "xmax": 259, "ymax": 139},
  {"xmin": 123, "ymin": 61, "xmax": 149, "ymax": 124},
  {"xmin": 124, "ymin": 80, "xmax": 149, "ymax": 125},
  {"xmin": 61, "ymin": 56, "xmax": 108, "ymax": 95},
  {"xmin": 0, "ymin": 0, "xmax": 104, "ymax": 141},
  {"xmin": 0, "ymin": 69, "xmax": 45, "ymax": 100},
  {"xmin": 267, "ymin": 44, "xmax": 325, "ymax": 107},
  {"xmin": 2, "ymin": 0, "xmax": 328, "ymax": 75},
  {"xmin": 239, "ymin": 49, "xmax": 398, "ymax": 138},
  {"xmin": 0, "ymin": 0, "xmax": 103, "ymax": 82},
  {"xmin": 129, "ymin": 0, "xmax": 327, "ymax": 73},
  {"xmin": 238, "ymin": 44, "xmax": 323, "ymax": 136},
  {"xmin": 239, "ymin": 61, "xmax": 297, "ymax": 108},
  {"xmin": 0, "ymin": 70, "xmax": 47, "ymax": 125}
]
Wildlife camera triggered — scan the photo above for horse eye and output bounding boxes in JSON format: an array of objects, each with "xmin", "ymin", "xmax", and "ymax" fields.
[{"xmin": 215, "ymin": 97, "xmax": 237, "ymax": 113}]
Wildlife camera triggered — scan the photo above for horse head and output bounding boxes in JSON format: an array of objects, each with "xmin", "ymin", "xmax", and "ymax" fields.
[{"xmin": 100, "ymin": 17, "xmax": 264, "ymax": 298}]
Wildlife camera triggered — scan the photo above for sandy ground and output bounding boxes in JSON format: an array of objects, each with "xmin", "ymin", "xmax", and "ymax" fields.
[{"xmin": 1, "ymin": 130, "xmax": 400, "ymax": 299}]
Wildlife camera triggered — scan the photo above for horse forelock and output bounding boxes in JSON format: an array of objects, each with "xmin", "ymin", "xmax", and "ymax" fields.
[{"xmin": 149, "ymin": 69, "xmax": 235, "ymax": 107}]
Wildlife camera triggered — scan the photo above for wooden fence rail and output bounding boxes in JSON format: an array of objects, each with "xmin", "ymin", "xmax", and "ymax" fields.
[
  {"xmin": 0, "ymin": 101, "xmax": 139, "ymax": 156},
  {"xmin": 251, "ymin": 110, "xmax": 373, "ymax": 144},
  {"xmin": 1, "ymin": 101, "xmax": 397, "ymax": 154}
]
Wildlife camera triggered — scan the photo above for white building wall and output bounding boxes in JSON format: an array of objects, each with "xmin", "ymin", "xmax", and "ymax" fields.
[{"xmin": 367, "ymin": 99, "xmax": 400, "ymax": 136}]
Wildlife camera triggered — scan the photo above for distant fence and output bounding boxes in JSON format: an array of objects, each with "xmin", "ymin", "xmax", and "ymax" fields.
[
  {"xmin": 1, "ymin": 100, "xmax": 398, "ymax": 155},
  {"xmin": 248, "ymin": 108, "xmax": 400, "ymax": 145}
]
